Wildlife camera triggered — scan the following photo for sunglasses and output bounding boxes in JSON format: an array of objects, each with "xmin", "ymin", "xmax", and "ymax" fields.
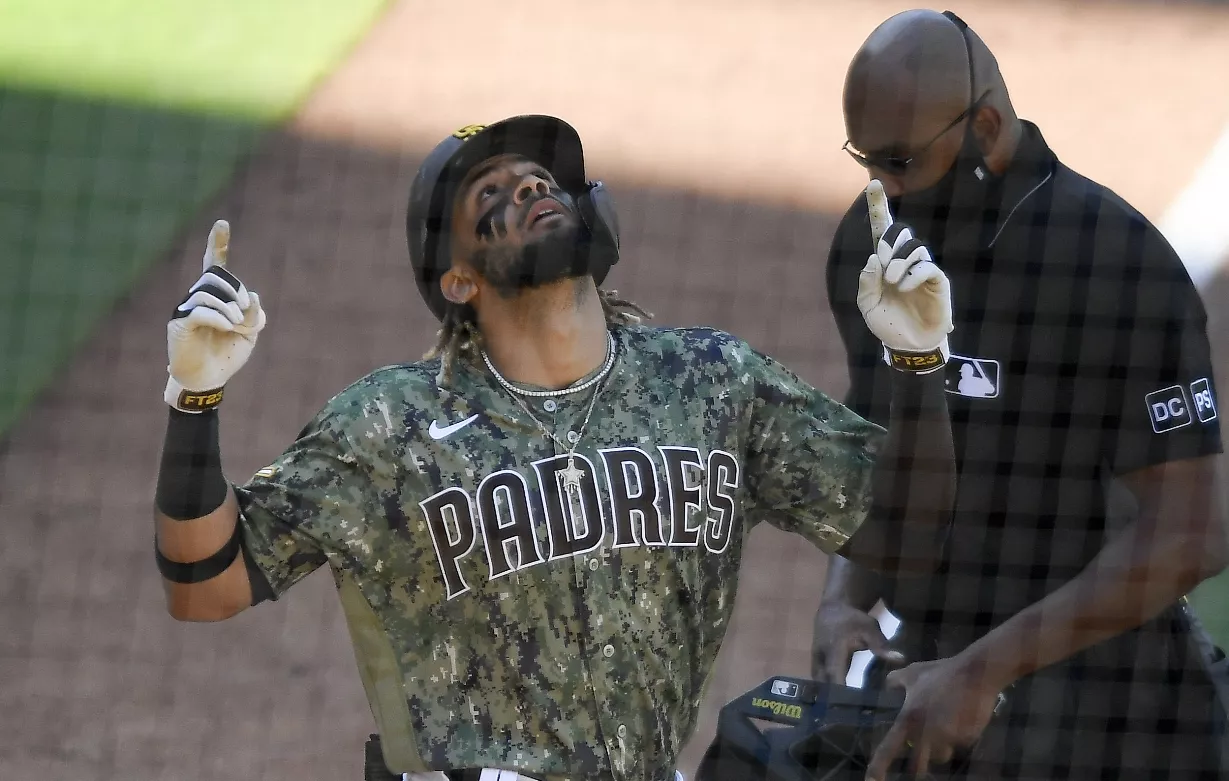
[{"xmin": 842, "ymin": 89, "xmax": 991, "ymax": 176}]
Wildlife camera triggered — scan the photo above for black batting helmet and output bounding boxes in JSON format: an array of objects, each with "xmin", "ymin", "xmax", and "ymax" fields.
[{"xmin": 404, "ymin": 115, "xmax": 621, "ymax": 321}]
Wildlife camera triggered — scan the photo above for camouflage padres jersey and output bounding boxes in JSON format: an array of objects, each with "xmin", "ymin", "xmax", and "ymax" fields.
[{"xmin": 233, "ymin": 324, "xmax": 885, "ymax": 781}]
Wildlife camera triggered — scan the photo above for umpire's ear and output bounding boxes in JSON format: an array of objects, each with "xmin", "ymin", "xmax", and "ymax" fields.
[{"xmin": 440, "ymin": 266, "xmax": 477, "ymax": 306}]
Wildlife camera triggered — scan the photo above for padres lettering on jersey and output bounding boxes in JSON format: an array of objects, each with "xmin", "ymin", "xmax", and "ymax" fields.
[
  {"xmin": 233, "ymin": 325, "xmax": 883, "ymax": 781},
  {"xmin": 422, "ymin": 445, "xmax": 741, "ymax": 600}
]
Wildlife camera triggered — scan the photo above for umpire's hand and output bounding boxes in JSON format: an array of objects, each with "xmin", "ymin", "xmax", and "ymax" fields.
[
  {"xmin": 811, "ymin": 601, "xmax": 905, "ymax": 683},
  {"xmin": 164, "ymin": 220, "xmax": 266, "ymax": 413},
  {"xmin": 865, "ymin": 654, "xmax": 1003, "ymax": 781}
]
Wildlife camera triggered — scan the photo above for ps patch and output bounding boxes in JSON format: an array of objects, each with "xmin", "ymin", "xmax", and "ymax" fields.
[
  {"xmin": 1146, "ymin": 385, "xmax": 1192, "ymax": 433},
  {"xmin": 1190, "ymin": 378, "xmax": 1218, "ymax": 423}
]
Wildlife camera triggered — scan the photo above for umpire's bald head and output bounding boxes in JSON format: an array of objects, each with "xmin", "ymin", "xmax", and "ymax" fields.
[{"xmin": 842, "ymin": 9, "xmax": 1021, "ymax": 196}]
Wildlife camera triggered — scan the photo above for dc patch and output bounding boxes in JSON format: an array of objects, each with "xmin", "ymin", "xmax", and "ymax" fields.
[
  {"xmin": 945, "ymin": 354, "xmax": 1000, "ymax": 398},
  {"xmin": 1146, "ymin": 385, "xmax": 1192, "ymax": 433},
  {"xmin": 1191, "ymin": 378, "xmax": 1218, "ymax": 423}
]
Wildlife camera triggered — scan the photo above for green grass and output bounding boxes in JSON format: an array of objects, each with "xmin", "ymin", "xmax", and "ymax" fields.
[
  {"xmin": 0, "ymin": 0, "xmax": 389, "ymax": 121},
  {"xmin": 0, "ymin": 0, "xmax": 390, "ymax": 437}
]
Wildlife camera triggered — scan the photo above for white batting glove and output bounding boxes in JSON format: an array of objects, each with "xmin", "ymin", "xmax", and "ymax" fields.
[
  {"xmin": 857, "ymin": 180, "xmax": 954, "ymax": 375},
  {"xmin": 164, "ymin": 220, "xmax": 267, "ymax": 412}
]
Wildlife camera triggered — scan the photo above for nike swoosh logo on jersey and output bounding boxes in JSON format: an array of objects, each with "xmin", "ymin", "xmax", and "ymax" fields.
[{"xmin": 428, "ymin": 414, "xmax": 479, "ymax": 440}]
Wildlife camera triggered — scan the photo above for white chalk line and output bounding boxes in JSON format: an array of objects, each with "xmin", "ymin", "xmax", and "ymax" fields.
[{"xmin": 1160, "ymin": 120, "xmax": 1229, "ymax": 291}]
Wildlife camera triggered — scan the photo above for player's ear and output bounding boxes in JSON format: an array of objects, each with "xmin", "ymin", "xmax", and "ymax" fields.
[{"xmin": 440, "ymin": 266, "xmax": 477, "ymax": 306}]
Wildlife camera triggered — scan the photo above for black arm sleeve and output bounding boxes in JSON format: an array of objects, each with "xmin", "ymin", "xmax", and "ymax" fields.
[
  {"xmin": 825, "ymin": 212, "xmax": 893, "ymax": 427},
  {"xmin": 155, "ymin": 408, "xmax": 228, "ymax": 520}
]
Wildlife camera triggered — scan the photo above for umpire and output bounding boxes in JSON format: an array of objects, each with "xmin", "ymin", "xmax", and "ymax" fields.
[{"xmin": 817, "ymin": 9, "xmax": 1229, "ymax": 781}]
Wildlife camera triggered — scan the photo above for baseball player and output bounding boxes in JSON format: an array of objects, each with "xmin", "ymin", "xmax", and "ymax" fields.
[{"xmin": 152, "ymin": 115, "xmax": 958, "ymax": 781}]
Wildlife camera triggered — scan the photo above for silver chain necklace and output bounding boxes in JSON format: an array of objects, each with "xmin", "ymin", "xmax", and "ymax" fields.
[
  {"xmin": 508, "ymin": 379, "xmax": 604, "ymax": 492},
  {"xmin": 483, "ymin": 333, "xmax": 616, "ymax": 491},
  {"xmin": 482, "ymin": 332, "xmax": 616, "ymax": 399}
]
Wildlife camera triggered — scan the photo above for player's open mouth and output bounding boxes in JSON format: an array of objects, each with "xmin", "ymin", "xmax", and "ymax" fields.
[{"xmin": 526, "ymin": 198, "xmax": 564, "ymax": 228}]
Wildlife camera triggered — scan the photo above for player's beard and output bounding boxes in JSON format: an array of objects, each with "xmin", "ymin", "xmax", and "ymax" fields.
[{"xmin": 470, "ymin": 214, "xmax": 588, "ymax": 299}]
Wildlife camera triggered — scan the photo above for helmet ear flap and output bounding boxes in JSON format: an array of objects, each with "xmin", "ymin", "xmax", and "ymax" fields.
[
  {"xmin": 581, "ymin": 181, "xmax": 619, "ymax": 250},
  {"xmin": 577, "ymin": 180, "xmax": 621, "ymax": 285}
]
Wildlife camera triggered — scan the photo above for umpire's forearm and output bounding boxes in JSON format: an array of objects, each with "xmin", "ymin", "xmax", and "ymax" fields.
[
  {"xmin": 868, "ymin": 370, "xmax": 957, "ymax": 570},
  {"xmin": 820, "ymin": 555, "xmax": 884, "ymax": 612},
  {"xmin": 958, "ymin": 515, "xmax": 1216, "ymax": 693}
]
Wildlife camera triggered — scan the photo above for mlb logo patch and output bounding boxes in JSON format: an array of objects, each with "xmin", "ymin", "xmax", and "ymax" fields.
[
  {"xmin": 1146, "ymin": 385, "xmax": 1192, "ymax": 433},
  {"xmin": 1191, "ymin": 378, "xmax": 1218, "ymax": 423},
  {"xmin": 770, "ymin": 679, "xmax": 799, "ymax": 699},
  {"xmin": 945, "ymin": 354, "xmax": 1000, "ymax": 399}
]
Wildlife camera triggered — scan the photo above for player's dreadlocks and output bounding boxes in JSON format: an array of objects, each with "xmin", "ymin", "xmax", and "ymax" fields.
[{"xmin": 425, "ymin": 288, "xmax": 652, "ymax": 383}]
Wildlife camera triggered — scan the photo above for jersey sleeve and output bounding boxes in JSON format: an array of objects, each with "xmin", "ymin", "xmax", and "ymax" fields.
[
  {"xmin": 233, "ymin": 402, "xmax": 378, "ymax": 603},
  {"xmin": 1087, "ymin": 222, "xmax": 1223, "ymax": 476},
  {"xmin": 735, "ymin": 341, "xmax": 887, "ymax": 554}
]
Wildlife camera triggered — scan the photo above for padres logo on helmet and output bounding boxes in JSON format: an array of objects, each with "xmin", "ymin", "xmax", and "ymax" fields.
[{"xmin": 451, "ymin": 123, "xmax": 487, "ymax": 139}]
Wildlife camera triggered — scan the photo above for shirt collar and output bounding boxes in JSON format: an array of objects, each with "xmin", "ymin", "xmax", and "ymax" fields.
[{"xmin": 983, "ymin": 119, "xmax": 1059, "ymax": 249}]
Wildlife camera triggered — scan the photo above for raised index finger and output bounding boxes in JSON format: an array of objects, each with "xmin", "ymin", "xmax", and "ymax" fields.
[
  {"xmin": 203, "ymin": 219, "xmax": 231, "ymax": 272},
  {"xmin": 865, "ymin": 179, "xmax": 893, "ymax": 248}
]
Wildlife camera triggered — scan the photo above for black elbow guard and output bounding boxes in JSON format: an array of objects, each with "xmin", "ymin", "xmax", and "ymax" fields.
[{"xmin": 155, "ymin": 519, "xmax": 243, "ymax": 584}]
